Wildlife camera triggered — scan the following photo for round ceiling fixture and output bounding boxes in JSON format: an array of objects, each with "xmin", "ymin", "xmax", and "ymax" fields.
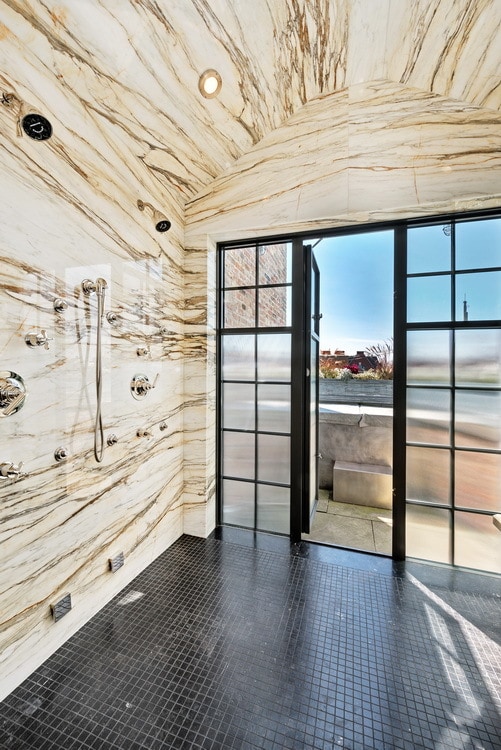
[{"xmin": 198, "ymin": 69, "xmax": 222, "ymax": 99}]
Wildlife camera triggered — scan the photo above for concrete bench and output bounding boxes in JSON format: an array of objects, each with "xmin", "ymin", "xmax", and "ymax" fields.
[{"xmin": 333, "ymin": 461, "xmax": 392, "ymax": 510}]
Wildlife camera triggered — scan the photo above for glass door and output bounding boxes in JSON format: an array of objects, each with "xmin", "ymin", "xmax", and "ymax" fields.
[{"xmin": 405, "ymin": 216, "xmax": 501, "ymax": 574}]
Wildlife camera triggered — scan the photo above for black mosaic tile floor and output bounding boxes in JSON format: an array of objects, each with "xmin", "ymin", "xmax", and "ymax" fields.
[{"xmin": 1, "ymin": 532, "xmax": 500, "ymax": 750}]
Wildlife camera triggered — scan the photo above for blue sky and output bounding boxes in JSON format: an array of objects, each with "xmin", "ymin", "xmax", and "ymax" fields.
[{"xmin": 311, "ymin": 230, "xmax": 394, "ymax": 354}]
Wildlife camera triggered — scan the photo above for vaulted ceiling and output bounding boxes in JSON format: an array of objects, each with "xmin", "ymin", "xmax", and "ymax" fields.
[{"xmin": 1, "ymin": 0, "xmax": 499, "ymax": 207}]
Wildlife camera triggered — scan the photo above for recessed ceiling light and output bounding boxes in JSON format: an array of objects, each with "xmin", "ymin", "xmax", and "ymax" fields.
[{"xmin": 199, "ymin": 69, "xmax": 222, "ymax": 99}]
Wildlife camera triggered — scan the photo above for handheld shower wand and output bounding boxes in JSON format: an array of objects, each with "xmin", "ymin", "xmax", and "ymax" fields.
[{"xmin": 82, "ymin": 278, "xmax": 108, "ymax": 462}]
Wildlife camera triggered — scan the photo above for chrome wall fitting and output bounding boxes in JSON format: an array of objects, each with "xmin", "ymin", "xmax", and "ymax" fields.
[
  {"xmin": 82, "ymin": 279, "xmax": 97, "ymax": 296},
  {"xmin": 106, "ymin": 311, "xmax": 118, "ymax": 324},
  {"xmin": 0, "ymin": 461, "xmax": 26, "ymax": 482},
  {"xmin": 0, "ymin": 371, "xmax": 27, "ymax": 416},
  {"xmin": 107, "ymin": 434, "xmax": 118, "ymax": 446},
  {"xmin": 136, "ymin": 347, "xmax": 150, "ymax": 357},
  {"xmin": 136, "ymin": 427, "xmax": 152, "ymax": 438},
  {"xmin": 53, "ymin": 298, "xmax": 68, "ymax": 313},
  {"xmin": 159, "ymin": 421, "xmax": 168, "ymax": 432},
  {"xmin": 25, "ymin": 330, "xmax": 52, "ymax": 349},
  {"xmin": 130, "ymin": 373, "xmax": 158, "ymax": 400},
  {"xmin": 54, "ymin": 447, "xmax": 68, "ymax": 462}
]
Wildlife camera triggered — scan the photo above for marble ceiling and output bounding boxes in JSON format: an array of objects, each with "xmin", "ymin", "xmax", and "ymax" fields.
[{"xmin": 1, "ymin": 0, "xmax": 500, "ymax": 206}]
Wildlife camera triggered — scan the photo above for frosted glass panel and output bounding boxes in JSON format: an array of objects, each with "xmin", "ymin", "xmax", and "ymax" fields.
[
  {"xmin": 455, "ymin": 271, "xmax": 501, "ymax": 322},
  {"xmin": 407, "ymin": 330, "xmax": 451, "ymax": 385},
  {"xmin": 258, "ymin": 286, "xmax": 290, "ymax": 328},
  {"xmin": 257, "ymin": 434, "xmax": 290, "ymax": 484},
  {"xmin": 223, "ymin": 480, "xmax": 254, "ymax": 528},
  {"xmin": 257, "ymin": 384, "xmax": 291, "ymax": 434},
  {"xmin": 224, "ymin": 246, "xmax": 255, "ymax": 287},
  {"xmin": 406, "ymin": 446, "xmax": 450, "ymax": 505},
  {"xmin": 222, "ymin": 335, "xmax": 254, "ymax": 380},
  {"xmin": 408, "ymin": 224, "xmax": 451, "ymax": 274},
  {"xmin": 257, "ymin": 484, "xmax": 290, "ymax": 534},
  {"xmin": 455, "ymin": 329, "xmax": 501, "ymax": 387},
  {"xmin": 257, "ymin": 334, "xmax": 291, "ymax": 382},
  {"xmin": 407, "ymin": 388, "xmax": 451, "ymax": 445},
  {"xmin": 407, "ymin": 276, "xmax": 451, "ymax": 323},
  {"xmin": 258, "ymin": 243, "xmax": 292, "ymax": 285},
  {"xmin": 455, "ymin": 451, "xmax": 501, "ymax": 512},
  {"xmin": 224, "ymin": 288, "xmax": 255, "ymax": 328},
  {"xmin": 223, "ymin": 383, "xmax": 255, "ymax": 430},
  {"xmin": 455, "ymin": 390, "xmax": 501, "ymax": 449},
  {"xmin": 456, "ymin": 218, "xmax": 501, "ymax": 270},
  {"xmin": 223, "ymin": 431, "xmax": 255, "ymax": 480},
  {"xmin": 455, "ymin": 512, "xmax": 501, "ymax": 574},
  {"xmin": 406, "ymin": 505, "xmax": 450, "ymax": 563}
]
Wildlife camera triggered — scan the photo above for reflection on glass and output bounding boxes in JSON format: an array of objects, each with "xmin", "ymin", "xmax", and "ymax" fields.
[
  {"xmin": 407, "ymin": 330, "xmax": 451, "ymax": 385},
  {"xmin": 455, "ymin": 271, "xmax": 501, "ymax": 322},
  {"xmin": 223, "ymin": 431, "xmax": 255, "ymax": 480},
  {"xmin": 455, "ymin": 451, "xmax": 501, "ymax": 512},
  {"xmin": 257, "ymin": 286, "xmax": 290, "ymax": 328},
  {"xmin": 224, "ymin": 246, "xmax": 255, "ymax": 287},
  {"xmin": 407, "ymin": 388, "xmax": 451, "ymax": 445},
  {"xmin": 455, "ymin": 511, "xmax": 501, "ymax": 574},
  {"xmin": 222, "ymin": 383, "xmax": 255, "ymax": 430},
  {"xmin": 224, "ymin": 288, "xmax": 255, "ymax": 328},
  {"xmin": 258, "ymin": 243, "xmax": 291, "ymax": 285},
  {"xmin": 455, "ymin": 390, "xmax": 501, "ymax": 449},
  {"xmin": 456, "ymin": 218, "xmax": 501, "ymax": 270},
  {"xmin": 223, "ymin": 479, "xmax": 254, "ymax": 528},
  {"xmin": 257, "ymin": 384, "xmax": 291, "ymax": 433},
  {"xmin": 406, "ymin": 505, "xmax": 450, "ymax": 563},
  {"xmin": 455, "ymin": 329, "xmax": 501, "ymax": 388},
  {"xmin": 407, "ymin": 276, "xmax": 451, "ymax": 323},
  {"xmin": 257, "ymin": 334, "xmax": 291, "ymax": 382},
  {"xmin": 257, "ymin": 434, "xmax": 290, "ymax": 484},
  {"xmin": 257, "ymin": 484, "xmax": 290, "ymax": 534},
  {"xmin": 406, "ymin": 446, "xmax": 450, "ymax": 504},
  {"xmin": 222, "ymin": 335, "xmax": 255, "ymax": 381},
  {"xmin": 408, "ymin": 224, "xmax": 451, "ymax": 274}
]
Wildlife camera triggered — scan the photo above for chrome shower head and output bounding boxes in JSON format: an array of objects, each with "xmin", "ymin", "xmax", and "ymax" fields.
[{"xmin": 137, "ymin": 199, "xmax": 171, "ymax": 232}]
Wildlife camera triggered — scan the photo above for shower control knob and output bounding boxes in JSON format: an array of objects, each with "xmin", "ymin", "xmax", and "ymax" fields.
[
  {"xmin": 54, "ymin": 447, "xmax": 68, "ymax": 462},
  {"xmin": 53, "ymin": 298, "xmax": 68, "ymax": 313},
  {"xmin": 0, "ymin": 461, "xmax": 26, "ymax": 481},
  {"xmin": 130, "ymin": 373, "xmax": 158, "ymax": 399},
  {"xmin": 159, "ymin": 422, "xmax": 168, "ymax": 432},
  {"xmin": 136, "ymin": 347, "xmax": 150, "ymax": 357},
  {"xmin": 107, "ymin": 434, "xmax": 118, "ymax": 446},
  {"xmin": 136, "ymin": 427, "xmax": 152, "ymax": 438},
  {"xmin": 25, "ymin": 329, "xmax": 52, "ymax": 350}
]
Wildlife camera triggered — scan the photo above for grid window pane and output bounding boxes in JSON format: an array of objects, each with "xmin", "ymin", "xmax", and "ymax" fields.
[
  {"xmin": 257, "ymin": 434, "xmax": 290, "ymax": 484},
  {"xmin": 257, "ymin": 484, "xmax": 290, "ymax": 534},
  {"xmin": 258, "ymin": 243, "xmax": 291, "ymax": 285},
  {"xmin": 406, "ymin": 446, "xmax": 450, "ymax": 505},
  {"xmin": 455, "ymin": 451, "xmax": 501, "ymax": 512},
  {"xmin": 224, "ymin": 246, "xmax": 255, "ymax": 287},
  {"xmin": 407, "ymin": 330, "xmax": 451, "ymax": 385},
  {"xmin": 455, "ymin": 389, "xmax": 501, "ymax": 449},
  {"xmin": 407, "ymin": 388, "xmax": 451, "ymax": 445},
  {"xmin": 406, "ymin": 505, "xmax": 451, "ymax": 564},
  {"xmin": 257, "ymin": 334, "xmax": 291, "ymax": 382},
  {"xmin": 257, "ymin": 384, "xmax": 291, "ymax": 434},
  {"xmin": 407, "ymin": 275, "xmax": 451, "ymax": 323},
  {"xmin": 455, "ymin": 512, "xmax": 501, "ymax": 574},
  {"xmin": 257, "ymin": 286, "xmax": 290, "ymax": 328},
  {"xmin": 455, "ymin": 217, "xmax": 501, "ymax": 270},
  {"xmin": 455, "ymin": 271, "xmax": 501, "ymax": 322},
  {"xmin": 223, "ymin": 432, "xmax": 255, "ymax": 480},
  {"xmin": 455, "ymin": 329, "xmax": 501, "ymax": 388},
  {"xmin": 222, "ymin": 480, "xmax": 254, "ymax": 528},
  {"xmin": 222, "ymin": 383, "xmax": 255, "ymax": 430},
  {"xmin": 222, "ymin": 335, "xmax": 254, "ymax": 381},
  {"xmin": 224, "ymin": 288, "xmax": 256, "ymax": 328},
  {"xmin": 407, "ymin": 224, "xmax": 451, "ymax": 274}
]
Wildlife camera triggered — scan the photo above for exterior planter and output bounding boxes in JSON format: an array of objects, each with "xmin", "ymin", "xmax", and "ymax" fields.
[{"xmin": 319, "ymin": 379, "xmax": 393, "ymax": 407}]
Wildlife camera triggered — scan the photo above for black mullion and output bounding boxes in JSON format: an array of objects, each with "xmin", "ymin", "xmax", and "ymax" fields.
[
  {"xmin": 450, "ymin": 220, "xmax": 456, "ymax": 565},
  {"xmin": 253, "ymin": 249, "xmax": 258, "ymax": 529},
  {"xmin": 393, "ymin": 225, "xmax": 407, "ymax": 561}
]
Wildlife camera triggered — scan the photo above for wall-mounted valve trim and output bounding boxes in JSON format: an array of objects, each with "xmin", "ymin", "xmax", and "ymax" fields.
[
  {"xmin": 53, "ymin": 298, "xmax": 68, "ymax": 313},
  {"xmin": 137, "ymin": 427, "xmax": 152, "ymax": 438},
  {"xmin": 107, "ymin": 434, "xmax": 118, "ymax": 446},
  {"xmin": 130, "ymin": 373, "xmax": 158, "ymax": 400},
  {"xmin": 106, "ymin": 311, "xmax": 118, "ymax": 324},
  {"xmin": 25, "ymin": 330, "xmax": 52, "ymax": 349},
  {"xmin": 54, "ymin": 447, "xmax": 68, "ymax": 462},
  {"xmin": 136, "ymin": 347, "xmax": 150, "ymax": 357},
  {"xmin": 0, "ymin": 461, "xmax": 27, "ymax": 482},
  {"xmin": 0, "ymin": 371, "xmax": 27, "ymax": 416}
]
